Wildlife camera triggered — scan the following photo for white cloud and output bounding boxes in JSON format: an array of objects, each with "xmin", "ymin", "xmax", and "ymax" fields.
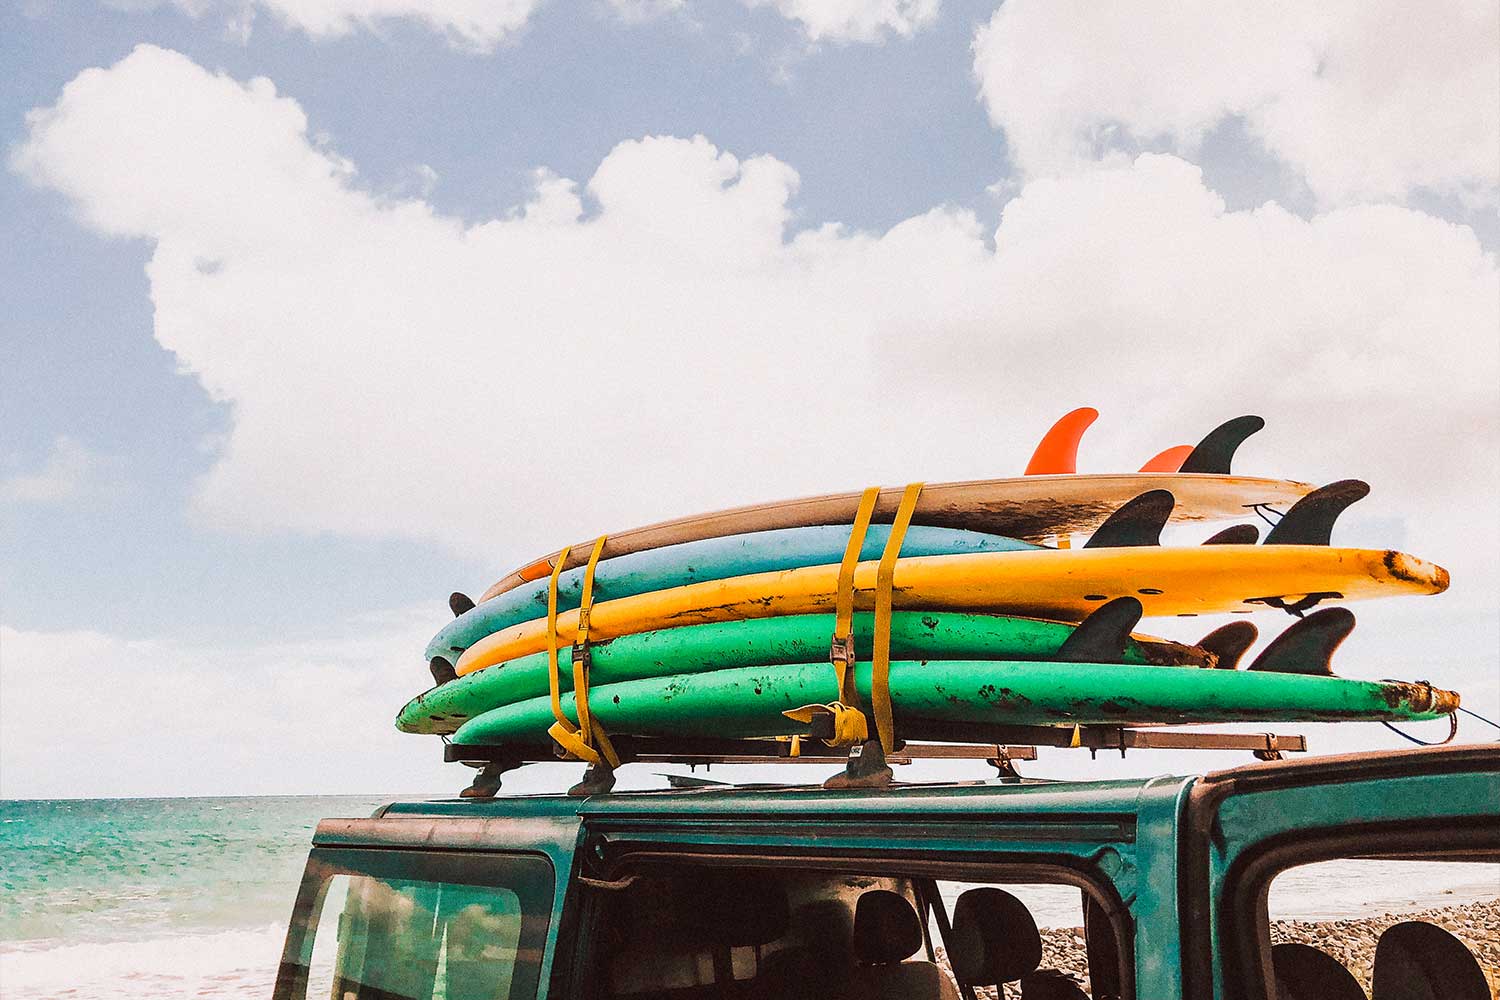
[
  {"xmin": 0, "ymin": 436, "xmax": 105, "ymax": 504},
  {"xmin": 0, "ymin": 614, "xmax": 461, "ymax": 798},
  {"xmin": 256, "ymin": 0, "xmax": 540, "ymax": 48},
  {"xmin": 973, "ymin": 0, "xmax": 1500, "ymax": 207},
  {"xmin": 94, "ymin": 0, "xmax": 938, "ymax": 47},
  {"xmin": 118, "ymin": 0, "xmax": 543, "ymax": 51},
  {"xmin": 11, "ymin": 45, "xmax": 1499, "ymax": 614},
  {"xmin": 746, "ymin": 0, "xmax": 939, "ymax": 42},
  {"xmin": 606, "ymin": 0, "xmax": 687, "ymax": 24}
]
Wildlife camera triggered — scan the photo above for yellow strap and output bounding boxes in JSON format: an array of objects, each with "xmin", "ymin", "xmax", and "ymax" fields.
[
  {"xmin": 571, "ymin": 535, "xmax": 608, "ymax": 748},
  {"xmin": 773, "ymin": 735, "xmax": 803, "ymax": 757},
  {"xmin": 546, "ymin": 545, "xmax": 575, "ymax": 737},
  {"xmin": 832, "ymin": 487, "xmax": 881, "ymax": 703},
  {"xmin": 593, "ymin": 728, "xmax": 620, "ymax": 770},
  {"xmin": 548, "ymin": 720, "xmax": 603, "ymax": 767},
  {"xmin": 782, "ymin": 702, "xmax": 869, "ymax": 748},
  {"xmin": 543, "ymin": 539, "xmax": 620, "ymax": 769},
  {"xmin": 872, "ymin": 482, "xmax": 923, "ymax": 754},
  {"xmin": 570, "ymin": 536, "xmax": 619, "ymax": 769},
  {"xmin": 548, "ymin": 717, "xmax": 619, "ymax": 770},
  {"xmin": 575, "ymin": 535, "xmax": 607, "ymax": 647}
]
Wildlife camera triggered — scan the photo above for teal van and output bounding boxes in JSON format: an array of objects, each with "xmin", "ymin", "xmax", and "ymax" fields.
[{"xmin": 272, "ymin": 744, "xmax": 1497, "ymax": 1000}]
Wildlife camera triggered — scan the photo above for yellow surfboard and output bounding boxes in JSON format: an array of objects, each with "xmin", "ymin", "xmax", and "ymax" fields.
[
  {"xmin": 454, "ymin": 546, "xmax": 1447, "ymax": 677},
  {"xmin": 477, "ymin": 473, "xmax": 1313, "ymax": 602}
]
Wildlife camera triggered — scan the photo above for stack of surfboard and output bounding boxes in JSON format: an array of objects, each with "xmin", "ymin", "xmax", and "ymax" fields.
[{"xmin": 396, "ymin": 410, "xmax": 1458, "ymax": 767}]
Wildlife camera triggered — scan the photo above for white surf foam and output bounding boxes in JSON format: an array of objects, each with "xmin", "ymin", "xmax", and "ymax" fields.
[{"xmin": 0, "ymin": 924, "xmax": 284, "ymax": 999}]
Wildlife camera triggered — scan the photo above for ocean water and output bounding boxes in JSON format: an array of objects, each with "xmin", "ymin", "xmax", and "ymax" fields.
[
  {"xmin": 2, "ymin": 796, "xmax": 1495, "ymax": 999},
  {"xmin": 0, "ymin": 795, "xmax": 390, "ymax": 999}
]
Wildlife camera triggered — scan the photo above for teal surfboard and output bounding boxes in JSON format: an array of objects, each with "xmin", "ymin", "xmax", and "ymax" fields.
[
  {"xmin": 448, "ymin": 660, "xmax": 1456, "ymax": 747},
  {"xmin": 426, "ymin": 525, "xmax": 1039, "ymax": 666},
  {"xmin": 400, "ymin": 611, "xmax": 1208, "ymax": 736}
]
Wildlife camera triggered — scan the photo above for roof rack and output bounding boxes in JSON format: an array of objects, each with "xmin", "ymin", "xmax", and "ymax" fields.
[{"xmin": 446, "ymin": 724, "xmax": 1308, "ymax": 798}]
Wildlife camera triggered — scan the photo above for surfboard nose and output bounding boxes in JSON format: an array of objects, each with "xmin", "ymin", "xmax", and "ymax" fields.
[{"xmin": 1382, "ymin": 551, "xmax": 1450, "ymax": 593}]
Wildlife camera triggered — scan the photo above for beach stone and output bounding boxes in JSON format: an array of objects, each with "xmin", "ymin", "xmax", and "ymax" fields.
[
  {"xmin": 1269, "ymin": 897, "xmax": 1500, "ymax": 998},
  {"xmin": 940, "ymin": 898, "xmax": 1499, "ymax": 998}
]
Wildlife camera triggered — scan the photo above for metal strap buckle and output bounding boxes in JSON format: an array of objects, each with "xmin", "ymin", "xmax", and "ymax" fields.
[{"xmin": 829, "ymin": 634, "xmax": 856, "ymax": 668}]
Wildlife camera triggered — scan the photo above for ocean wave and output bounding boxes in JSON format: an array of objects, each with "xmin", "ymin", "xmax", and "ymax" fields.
[{"xmin": 0, "ymin": 924, "xmax": 284, "ymax": 999}]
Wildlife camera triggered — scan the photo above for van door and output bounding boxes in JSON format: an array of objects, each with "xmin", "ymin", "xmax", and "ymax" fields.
[
  {"xmin": 1179, "ymin": 745, "xmax": 1500, "ymax": 999},
  {"xmin": 273, "ymin": 815, "xmax": 581, "ymax": 1000}
]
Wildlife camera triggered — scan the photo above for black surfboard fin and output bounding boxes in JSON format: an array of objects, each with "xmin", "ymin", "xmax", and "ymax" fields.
[
  {"xmin": 1180, "ymin": 415, "xmax": 1265, "ymax": 474},
  {"xmin": 1247, "ymin": 608, "xmax": 1355, "ymax": 675},
  {"xmin": 1263, "ymin": 480, "xmax": 1370, "ymax": 546},
  {"xmin": 1200, "ymin": 620, "xmax": 1260, "ymax": 668},
  {"xmin": 1058, "ymin": 597, "xmax": 1143, "ymax": 663},
  {"xmin": 1084, "ymin": 490, "xmax": 1174, "ymax": 548},
  {"xmin": 449, "ymin": 592, "xmax": 476, "ymax": 617},
  {"xmin": 1196, "ymin": 621, "xmax": 1259, "ymax": 669},
  {"xmin": 429, "ymin": 656, "xmax": 458, "ymax": 685},
  {"xmin": 1203, "ymin": 524, "xmax": 1260, "ymax": 545}
]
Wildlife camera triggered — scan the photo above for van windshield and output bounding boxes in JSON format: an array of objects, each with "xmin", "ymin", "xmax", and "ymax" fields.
[{"xmin": 274, "ymin": 848, "xmax": 553, "ymax": 1000}]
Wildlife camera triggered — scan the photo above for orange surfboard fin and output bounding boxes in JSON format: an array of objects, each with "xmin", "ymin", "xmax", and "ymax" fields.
[
  {"xmin": 1024, "ymin": 407, "xmax": 1098, "ymax": 475},
  {"xmin": 1139, "ymin": 445, "xmax": 1193, "ymax": 473}
]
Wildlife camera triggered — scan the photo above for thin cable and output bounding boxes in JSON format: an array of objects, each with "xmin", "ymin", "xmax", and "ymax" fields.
[
  {"xmin": 1375, "ymin": 683, "xmax": 1500, "ymax": 744},
  {"xmin": 1381, "ymin": 721, "xmax": 1445, "ymax": 746},
  {"xmin": 1381, "ymin": 712, "xmax": 1460, "ymax": 746},
  {"xmin": 1456, "ymin": 706, "xmax": 1500, "ymax": 731}
]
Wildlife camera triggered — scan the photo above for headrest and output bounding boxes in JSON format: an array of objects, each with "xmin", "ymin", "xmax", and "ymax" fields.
[
  {"xmin": 852, "ymin": 890, "xmax": 922, "ymax": 965},
  {"xmin": 1373, "ymin": 921, "xmax": 1488, "ymax": 1000},
  {"xmin": 948, "ymin": 887, "xmax": 1042, "ymax": 986},
  {"xmin": 689, "ymin": 875, "xmax": 790, "ymax": 947},
  {"xmin": 1270, "ymin": 943, "xmax": 1366, "ymax": 1000}
]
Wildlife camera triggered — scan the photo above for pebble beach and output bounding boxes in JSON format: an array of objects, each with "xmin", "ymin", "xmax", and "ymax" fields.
[
  {"xmin": 1269, "ymin": 898, "xmax": 1500, "ymax": 997},
  {"xmin": 948, "ymin": 898, "xmax": 1500, "ymax": 998}
]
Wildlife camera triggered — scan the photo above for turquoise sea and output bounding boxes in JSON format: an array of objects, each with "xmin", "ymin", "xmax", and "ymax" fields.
[
  {"xmin": 0, "ymin": 795, "xmax": 394, "ymax": 999},
  {"xmin": 2, "ymin": 795, "xmax": 1495, "ymax": 999}
]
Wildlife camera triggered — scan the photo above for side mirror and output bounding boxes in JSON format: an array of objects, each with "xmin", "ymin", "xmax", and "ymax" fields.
[{"xmin": 1372, "ymin": 921, "xmax": 1489, "ymax": 1000}]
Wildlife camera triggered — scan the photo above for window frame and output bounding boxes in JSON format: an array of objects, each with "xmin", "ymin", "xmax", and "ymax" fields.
[
  {"xmin": 563, "ymin": 843, "xmax": 1135, "ymax": 1000},
  {"xmin": 273, "ymin": 846, "xmax": 557, "ymax": 1000},
  {"xmin": 1177, "ymin": 744, "xmax": 1500, "ymax": 997},
  {"xmin": 1215, "ymin": 818, "xmax": 1500, "ymax": 1000}
]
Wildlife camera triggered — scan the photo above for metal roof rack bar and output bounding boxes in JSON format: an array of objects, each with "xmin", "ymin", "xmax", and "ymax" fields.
[{"xmin": 444, "ymin": 726, "xmax": 1306, "ymax": 766}]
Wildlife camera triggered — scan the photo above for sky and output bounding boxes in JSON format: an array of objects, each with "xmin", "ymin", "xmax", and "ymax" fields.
[{"xmin": 1, "ymin": 0, "xmax": 1497, "ymax": 799}]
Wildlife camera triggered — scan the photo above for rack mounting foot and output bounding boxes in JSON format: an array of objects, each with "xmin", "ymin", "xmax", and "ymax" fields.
[
  {"xmin": 823, "ymin": 739, "xmax": 893, "ymax": 789},
  {"xmin": 460, "ymin": 758, "xmax": 518, "ymax": 799},
  {"xmin": 569, "ymin": 762, "xmax": 618, "ymax": 797}
]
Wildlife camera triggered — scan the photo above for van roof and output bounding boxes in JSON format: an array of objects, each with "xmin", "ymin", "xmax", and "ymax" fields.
[{"xmin": 367, "ymin": 743, "xmax": 1495, "ymax": 825}]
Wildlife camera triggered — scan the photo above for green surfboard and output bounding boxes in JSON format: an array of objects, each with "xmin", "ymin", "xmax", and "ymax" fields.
[
  {"xmin": 448, "ymin": 659, "xmax": 1456, "ymax": 748},
  {"xmin": 397, "ymin": 611, "xmax": 1207, "ymax": 736}
]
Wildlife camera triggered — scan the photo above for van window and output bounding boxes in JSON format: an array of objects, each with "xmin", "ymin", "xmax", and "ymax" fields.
[
  {"xmin": 1220, "ymin": 831, "xmax": 1499, "ymax": 1000},
  {"xmin": 930, "ymin": 880, "xmax": 1122, "ymax": 1000},
  {"xmin": 583, "ymin": 863, "xmax": 1129, "ymax": 1000},
  {"xmin": 1263, "ymin": 856, "xmax": 1498, "ymax": 1000},
  {"xmin": 275, "ymin": 849, "xmax": 553, "ymax": 1000}
]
